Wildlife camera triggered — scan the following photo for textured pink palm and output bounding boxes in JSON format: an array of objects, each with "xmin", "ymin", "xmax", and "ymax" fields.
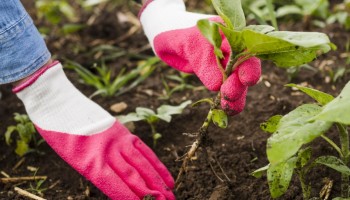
[
  {"xmin": 37, "ymin": 121, "xmax": 175, "ymax": 200},
  {"xmin": 153, "ymin": 17, "xmax": 261, "ymax": 115}
]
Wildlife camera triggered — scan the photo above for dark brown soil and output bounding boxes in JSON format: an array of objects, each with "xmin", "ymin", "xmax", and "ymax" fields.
[{"xmin": 1, "ymin": 1, "xmax": 350, "ymax": 200}]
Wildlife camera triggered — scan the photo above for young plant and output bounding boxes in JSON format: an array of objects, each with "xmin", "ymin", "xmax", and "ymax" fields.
[
  {"xmin": 5, "ymin": 113, "xmax": 44, "ymax": 157},
  {"xmin": 35, "ymin": 0, "xmax": 85, "ymax": 35},
  {"xmin": 327, "ymin": 1, "xmax": 350, "ymax": 30},
  {"xmin": 117, "ymin": 100, "xmax": 192, "ymax": 146},
  {"xmin": 159, "ymin": 72, "xmax": 203, "ymax": 100},
  {"xmin": 254, "ymin": 82, "xmax": 350, "ymax": 199},
  {"xmin": 66, "ymin": 57, "xmax": 158, "ymax": 98},
  {"xmin": 175, "ymin": 0, "xmax": 334, "ymax": 188},
  {"xmin": 276, "ymin": 0, "xmax": 329, "ymax": 25},
  {"xmin": 28, "ymin": 170, "xmax": 48, "ymax": 197}
]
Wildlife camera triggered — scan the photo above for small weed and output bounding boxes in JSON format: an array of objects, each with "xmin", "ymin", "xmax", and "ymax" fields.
[
  {"xmin": 117, "ymin": 100, "xmax": 192, "ymax": 146},
  {"xmin": 5, "ymin": 113, "xmax": 44, "ymax": 156},
  {"xmin": 159, "ymin": 72, "xmax": 203, "ymax": 100},
  {"xmin": 27, "ymin": 170, "xmax": 48, "ymax": 197},
  {"xmin": 66, "ymin": 57, "xmax": 158, "ymax": 98}
]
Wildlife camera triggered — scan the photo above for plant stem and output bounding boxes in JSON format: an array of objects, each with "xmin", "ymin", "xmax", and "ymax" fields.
[
  {"xmin": 296, "ymin": 170, "xmax": 310, "ymax": 200},
  {"xmin": 216, "ymin": 57, "xmax": 227, "ymax": 81},
  {"xmin": 337, "ymin": 123, "xmax": 350, "ymax": 198},
  {"xmin": 321, "ymin": 134, "xmax": 343, "ymax": 158},
  {"xmin": 149, "ymin": 122, "xmax": 158, "ymax": 147},
  {"xmin": 176, "ymin": 50, "xmax": 253, "ymax": 187}
]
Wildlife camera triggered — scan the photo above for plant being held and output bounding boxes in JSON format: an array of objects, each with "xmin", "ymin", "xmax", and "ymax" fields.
[
  {"xmin": 190, "ymin": 0, "xmax": 334, "ymax": 183},
  {"xmin": 140, "ymin": 0, "xmax": 334, "ymax": 188},
  {"xmin": 117, "ymin": 100, "xmax": 192, "ymax": 146},
  {"xmin": 254, "ymin": 82, "xmax": 350, "ymax": 199},
  {"xmin": 5, "ymin": 113, "xmax": 44, "ymax": 156}
]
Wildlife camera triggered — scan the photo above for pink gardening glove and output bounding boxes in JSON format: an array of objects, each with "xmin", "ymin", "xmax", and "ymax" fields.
[
  {"xmin": 14, "ymin": 61, "xmax": 174, "ymax": 200},
  {"xmin": 140, "ymin": 0, "xmax": 261, "ymax": 115}
]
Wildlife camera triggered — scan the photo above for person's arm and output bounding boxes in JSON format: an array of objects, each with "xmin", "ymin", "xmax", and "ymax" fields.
[
  {"xmin": 139, "ymin": 0, "xmax": 261, "ymax": 115},
  {"xmin": 0, "ymin": 0, "xmax": 51, "ymax": 85},
  {"xmin": 1, "ymin": 1, "xmax": 174, "ymax": 199}
]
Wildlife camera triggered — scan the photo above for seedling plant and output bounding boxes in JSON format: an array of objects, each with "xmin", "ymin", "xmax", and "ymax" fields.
[
  {"xmin": 175, "ymin": 0, "xmax": 335, "ymax": 189},
  {"xmin": 160, "ymin": 72, "xmax": 204, "ymax": 100},
  {"xmin": 5, "ymin": 113, "xmax": 44, "ymax": 157},
  {"xmin": 65, "ymin": 57, "xmax": 158, "ymax": 98},
  {"xmin": 117, "ymin": 100, "xmax": 192, "ymax": 146},
  {"xmin": 253, "ymin": 82, "xmax": 350, "ymax": 199}
]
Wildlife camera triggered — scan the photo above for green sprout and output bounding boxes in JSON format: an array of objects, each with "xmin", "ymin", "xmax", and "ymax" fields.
[
  {"xmin": 117, "ymin": 100, "xmax": 192, "ymax": 146},
  {"xmin": 65, "ymin": 57, "xmax": 158, "ymax": 98},
  {"xmin": 5, "ymin": 113, "xmax": 44, "ymax": 157},
  {"xmin": 160, "ymin": 72, "xmax": 203, "ymax": 100}
]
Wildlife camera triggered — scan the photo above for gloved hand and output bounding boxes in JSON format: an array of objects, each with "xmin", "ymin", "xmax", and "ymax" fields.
[
  {"xmin": 13, "ymin": 61, "xmax": 175, "ymax": 200},
  {"xmin": 139, "ymin": 0, "xmax": 261, "ymax": 115}
]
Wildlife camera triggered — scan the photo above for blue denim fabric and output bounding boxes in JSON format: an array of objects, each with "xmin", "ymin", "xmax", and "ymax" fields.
[{"xmin": 0, "ymin": 0, "xmax": 51, "ymax": 84}]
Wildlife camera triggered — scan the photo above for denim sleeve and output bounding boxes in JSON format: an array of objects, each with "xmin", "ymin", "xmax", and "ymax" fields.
[{"xmin": 0, "ymin": 0, "xmax": 51, "ymax": 84}]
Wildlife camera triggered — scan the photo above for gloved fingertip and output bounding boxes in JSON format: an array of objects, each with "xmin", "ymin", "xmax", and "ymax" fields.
[
  {"xmin": 221, "ymin": 90, "xmax": 247, "ymax": 116},
  {"xmin": 221, "ymin": 73, "xmax": 247, "ymax": 102},
  {"xmin": 238, "ymin": 57, "xmax": 261, "ymax": 86}
]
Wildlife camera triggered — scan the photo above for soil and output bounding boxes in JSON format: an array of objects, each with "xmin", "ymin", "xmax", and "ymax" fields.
[{"xmin": 1, "ymin": 1, "xmax": 350, "ymax": 200}]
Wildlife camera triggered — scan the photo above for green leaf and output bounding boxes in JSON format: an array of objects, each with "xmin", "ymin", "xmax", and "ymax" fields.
[
  {"xmin": 244, "ymin": 25, "xmax": 275, "ymax": 34},
  {"xmin": 252, "ymin": 164, "xmax": 270, "ymax": 178},
  {"xmin": 333, "ymin": 67, "xmax": 346, "ymax": 82},
  {"xmin": 276, "ymin": 5, "xmax": 303, "ymax": 18},
  {"xmin": 267, "ymin": 104, "xmax": 332, "ymax": 164},
  {"xmin": 5, "ymin": 126, "xmax": 16, "ymax": 145},
  {"xmin": 295, "ymin": 0, "xmax": 324, "ymax": 16},
  {"xmin": 212, "ymin": 0, "xmax": 246, "ymax": 29},
  {"xmin": 314, "ymin": 156, "xmax": 350, "ymax": 175},
  {"xmin": 265, "ymin": 0, "xmax": 278, "ymax": 30},
  {"xmin": 197, "ymin": 19, "xmax": 224, "ymax": 58},
  {"xmin": 285, "ymin": 84, "xmax": 334, "ymax": 106},
  {"xmin": 313, "ymin": 81, "xmax": 350, "ymax": 124},
  {"xmin": 297, "ymin": 147, "xmax": 312, "ymax": 168},
  {"xmin": 268, "ymin": 31, "xmax": 332, "ymax": 52},
  {"xmin": 17, "ymin": 124, "xmax": 32, "ymax": 143},
  {"xmin": 242, "ymin": 30, "xmax": 333, "ymax": 67},
  {"xmin": 260, "ymin": 115, "xmax": 283, "ymax": 133},
  {"xmin": 15, "ymin": 140, "xmax": 30, "ymax": 157},
  {"xmin": 212, "ymin": 109, "xmax": 228, "ymax": 128},
  {"xmin": 59, "ymin": 1, "xmax": 76, "ymax": 22},
  {"xmin": 156, "ymin": 100, "xmax": 192, "ymax": 122},
  {"xmin": 136, "ymin": 107, "xmax": 156, "ymax": 117},
  {"xmin": 14, "ymin": 113, "xmax": 29, "ymax": 124},
  {"xmin": 116, "ymin": 113, "xmax": 145, "ymax": 124},
  {"xmin": 192, "ymin": 98, "xmax": 214, "ymax": 107},
  {"xmin": 153, "ymin": 133, "xmax": 162, "ymax": 141},
  {"xmin": 267, "ymin": 157, "xmax": 297, "ymax": 198},
  {"xmin": 62, "ymin": 24, "xmax": 85, "ymax": 35},
  {"xmin": 217, "ymin": 25, "xmax": 244, "ymax": 53}
]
